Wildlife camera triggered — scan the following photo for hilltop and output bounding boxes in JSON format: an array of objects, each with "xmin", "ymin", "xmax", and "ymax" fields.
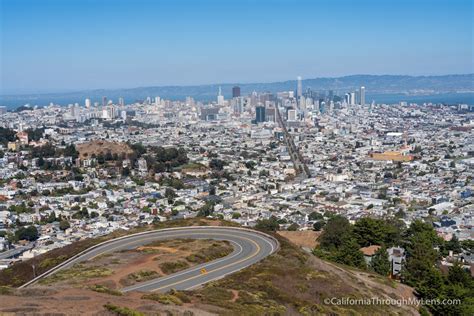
[{"xmin": 0, "ymin": 219, "xmax": 418, "ymax": 315}]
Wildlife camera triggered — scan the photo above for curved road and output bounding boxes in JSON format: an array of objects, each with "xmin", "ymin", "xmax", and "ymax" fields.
[{"xmin": 22, "ymin": 226, "xmax": 279, "ymax": 293}]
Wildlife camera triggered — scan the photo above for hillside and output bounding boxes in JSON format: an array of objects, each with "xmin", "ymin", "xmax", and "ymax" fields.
[
  {"xmin": 1, "ymin": 74, "xmax": 472, "ymax": 108},
  {"xmin": 0, "ymin": 219, "xmax": 418, "ymax": 315}
]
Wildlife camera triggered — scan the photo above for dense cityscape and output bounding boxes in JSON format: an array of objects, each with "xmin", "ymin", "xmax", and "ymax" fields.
[
  {"xmin": 0, "ymin": 76, "xmax": 473, "ymax": 314},
  {"xmin": 1, "ymin": 0, "xmax": 473, "ymax": 313}
]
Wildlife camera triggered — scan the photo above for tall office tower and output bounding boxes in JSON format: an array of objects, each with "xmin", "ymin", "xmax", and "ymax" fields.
[
  {"xmin": 299, "ymin": 96, "xmax": 306, "ymax": 110},
  {"xmin": 232, "ymin": 86, "xmax": 241, "ymax": 98},
  {"xmin": 328, "ymin": 90, "xmax": 334, "ymax": 101},
  {"xmin": 314, "ymin": 100, "xmax": 320, "ymax": 113},
  {"xmin": 102, "ymin": 96, "xmax": 107, "ymax": 107},
  {"xmin": 155, "ymin": 96, "xmax": 161, "ymax": 106},
  {"xmin": 85, "ymin": 98, "xmax": 91, "ymax": 108},
  {"xmin": 360, "ymin": 86, "xmax": 366, "ymax": 106},
  {"xmin": 217, "ymin": 86, "xmax": 224, "ymax": 105},
  {"xmin": 118, "ymin": 97, "xmax": 125, "ymax": 107},
  {"xmin": 287, "ymin": 109, "xmax": 297, "ymax": 121},
  {"xmin": 297, "ymin": 76, "xmax": 303, "ymax": 100},
  {"xmin": 255, "ymin": 106, "xmax": 266, "ymax": 123},
  {"xmin": 69, "ymin": 104, "xmax": 76, "ymax": 117},
  {"xmin": 344, "ymin": 93, "xmax": 350, "ymax": 105},
  {"xmin": 350, "ymin": 92, "xmax": 356, "ymax": 105}
]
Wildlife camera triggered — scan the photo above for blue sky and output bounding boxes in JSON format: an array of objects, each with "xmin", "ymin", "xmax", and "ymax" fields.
[{"xmin": 1, "ymin": 0, "xmax": 473, "ymax": 94}]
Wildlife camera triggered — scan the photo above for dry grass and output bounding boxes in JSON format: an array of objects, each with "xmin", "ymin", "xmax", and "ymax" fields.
[
  {"xmin": 184, "ymin": 233, "xmax": 419, "ymax": 315},
  {"xmin": 0, "ymin": 218, "xmax": 237, "ymax": 287},
  {"xmin": 76, "ymin": 140, "xmax": 133, "ymax": 159}
]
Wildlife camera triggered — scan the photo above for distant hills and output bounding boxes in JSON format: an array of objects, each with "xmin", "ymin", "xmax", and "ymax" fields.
[{"xmin": 1, "ymin": 74, "xmax": 473, "ymax": 108}]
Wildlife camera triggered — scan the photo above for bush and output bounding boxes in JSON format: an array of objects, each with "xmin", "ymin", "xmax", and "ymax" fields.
[
  {"xmin": 89, "ymin": 284, "xmax": 123, "ymax": 296},
  {"xmin": 141, "ymin": 292, "xmax": 183, "ymax": 305},
  {"xmin": 103, "ymin": 303, "xmax": 144, "ymax": 316},
  {"xmin": 159, "ymin": 261, "xmax": 189, "ymax": 274}
]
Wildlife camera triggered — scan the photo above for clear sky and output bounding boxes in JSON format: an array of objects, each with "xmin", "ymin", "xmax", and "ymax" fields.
[{"xmin": 1, "ymin": 0, "xmax": 473, "ymax": 94}]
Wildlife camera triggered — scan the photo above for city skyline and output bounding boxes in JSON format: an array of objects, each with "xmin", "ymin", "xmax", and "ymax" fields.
[{"xmin": 1, "ymin": 0, "xmax": 473, "ymax": 94}]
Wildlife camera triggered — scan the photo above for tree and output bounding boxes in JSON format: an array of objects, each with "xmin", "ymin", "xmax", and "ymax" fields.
[
  {"xmin": 15, "ymin": 226, "xmax": 39, "ymax": 241},
  {"xmin": 319, "ymin": 215, "xmax": 352, "ymax": 251},
  {"xmin": 255, "ymin": 216, "xmax": 279, "ymax": 232},
  {"xmin": 122, "ymin": 167, "xmax": 130, "ymax": 177},
  {"xmin": 231, "ymin": 212, "xmax": 241, "ymax": 219},
  {"xmin": 334, "ymin": 237, "xmax": 366, "ymax": 268},
  {"xmin": 63, "ymin": 144, "xmax": 79, "ymax": 159},
  {"xmin": 197, "ymin": 201, "xmax": 215, "ymax": 217},
  {"xmin": 445, "ymin": 235, "xmax": 462, "ymax": 254},
  {"xmin": 448, "ymin": 261, "xmax": 471, "ymax": 286},
  {"xmin": 403, "ymin": 233, "xmax": 440, "ymax": 287},
  {"xmin": 353, "ymin": 217, "xmax": 386, "ymax": 247},
  {"xmin": 47, "ymin": 211, "xmax": 57, "ymax": 223},
  {"xmin": 406, "ymin": 220, "xmax": 440, "ymax": 244},
  {"xmin": 313, "ymin": 221, "xmax": 326, "ymax": 231},
  {"xmin": 209, "ymin": 159, "xmax": 225, "ymax": 171},
  {"xmin": 209, "ymin": 185, "xmax": 216, "ymax": 196},
  {"xmin": 165, "ymin": 188, "xmax": 177, "ymax": 203},
  {"xmin": 308, "ymin": 211, "xmax": 323, "ymax": 221},
  {"xmin": 287, "ymin": 223, "xmax": 299, "ymax": 231},
  {"xmin": 370, "ymin": 246, "xmax": 391, "ymax": 276},
  {"xmin": 59, "ymin": 220, "xmax": 70, "ymax": 231}
]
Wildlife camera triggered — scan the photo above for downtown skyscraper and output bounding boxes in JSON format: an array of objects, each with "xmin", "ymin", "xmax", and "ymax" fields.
[{"xmin": 360, "ymin": 86, "xmax": 366, "ymax": 106}]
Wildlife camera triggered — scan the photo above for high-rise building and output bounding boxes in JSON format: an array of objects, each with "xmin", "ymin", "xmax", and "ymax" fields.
[
  {"xmin": 232, "ymin": 86, "xmax": 241, "ymax": 98},
  {"xmin": 344, "ymin": 93, "xmax": 350, "ymax": 105},
  {"xmin": 118, "ymin": 97, "xmax": 125, "ymax": 107},
  {"xmin": 102, "ymin": 96, "xmax": 107, "ymax": 108},
  {"xmin": 360, "ymin": 86, "xmax": 366, "ymax": 106},
  {"xmin": 328, "ymin": 90, "xmax": 334, "ymax": 101},
  {"xmin": 350, "ymin": 92, "xmax": 356, "ymax": 106},
  {"xmin": 155, "ymin": 96, "xmax": 161, "ymax": 106},
  {"xmin": 255, "ymin": 106, "xmax": 266, "ymax": 123},
  {"xmin": 85, "ymin": 98, "xmax": 91, "ymax": 108},
  {"xmin": 217, "ymin": 86, "xmax": 224, "ymax": 105},
  {"xmin": 287, "ymin": 109, "xmax": 297, "ymax": 121},
  {"xmin": 297, "ymin": 76, "xmax": 303, "ymax": 99}
]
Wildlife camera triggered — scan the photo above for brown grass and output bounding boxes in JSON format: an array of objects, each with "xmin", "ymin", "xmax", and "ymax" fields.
[
  {"xmin": 0, "ymin": 218, "xmax": 237, "ymax": 287},
  {"xmin": 76, "ymin": 140, "xmax": 133, "ymax": 159}
]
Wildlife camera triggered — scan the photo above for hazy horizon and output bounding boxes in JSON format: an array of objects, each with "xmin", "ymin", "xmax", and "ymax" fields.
[
  {"xmin": 1, "ymin": 73, "xmax": 473, "ymax": 96},
  {"xmin": 1, "ymin": 0, "xmax": 473, "ymax": 95}
]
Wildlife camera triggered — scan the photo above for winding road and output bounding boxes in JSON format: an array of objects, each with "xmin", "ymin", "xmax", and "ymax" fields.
[{"xmin": 21, "ymin": 226, "xmax": 279, "ymax": 293}]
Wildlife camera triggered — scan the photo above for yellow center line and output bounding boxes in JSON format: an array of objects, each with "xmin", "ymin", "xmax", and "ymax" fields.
[
  {"xmin": 88, "ymin": 231, "xmax": 238, "ymax": 261},
  {"xmin": 149, "ymin": 234, "xmax": 261, "ymax": 292},
  {"xmin": 78, "ymin": 230, "xmax": 265, "ymax": 293}
]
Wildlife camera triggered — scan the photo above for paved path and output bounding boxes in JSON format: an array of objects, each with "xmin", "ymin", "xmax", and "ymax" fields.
[{"xmin": 21, "ymin": 226, "xmax": 279, "ymax": 292}]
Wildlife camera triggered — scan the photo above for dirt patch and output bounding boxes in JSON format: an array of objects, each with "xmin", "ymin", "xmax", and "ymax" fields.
[
  {"xmin": 0, "ymin": 230, "xmax": 417, "ymax": 315},
  {"xmin": 0, "ymin": 287, "xmax": 213, "ymax": 315},
  {"xmin": 136, "ymin": 246, "xmax": 179, "ymax": 253},
  {"xmin": 40, "ymin": 239, "xmax": 233, "ymax": 290},
  {"xmin": 76, "ymin": 140, "xmax": 134, "ymax": 159},
  {"xmin": 184, "ymin": 233, "xmax": 418, "ymax": 315},
  {"xmin": 277, "ymin": 230, "xmax": 320, "ymax": 249},
  {"xmin": 0, "ymin": 218, "xmax": 237, "ymax": 288}
]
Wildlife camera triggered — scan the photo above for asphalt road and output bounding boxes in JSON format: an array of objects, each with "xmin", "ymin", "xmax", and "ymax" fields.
[
  {"xmin": 23, "ymin": 226, "xmax": 279, "ymax": 292},
  {"xmin": 0, "ymin": 245, "xmax": 33, "ymax": 260}
]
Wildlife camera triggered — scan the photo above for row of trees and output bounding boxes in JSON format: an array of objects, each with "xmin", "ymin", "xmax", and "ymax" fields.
[
  {"xmin": 0, "ymin": 127, "xmax": 16, "ymax": 146},
  {"xmin": 314, "ymin": 216, "xmax": 473, "ymax": 315}
]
